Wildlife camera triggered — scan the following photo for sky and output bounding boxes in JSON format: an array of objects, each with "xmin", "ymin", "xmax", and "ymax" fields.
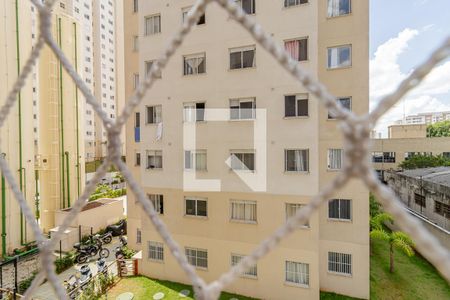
[{"xmin": 369, "ymin": 0, "xmax": 450, "ymax": 136}]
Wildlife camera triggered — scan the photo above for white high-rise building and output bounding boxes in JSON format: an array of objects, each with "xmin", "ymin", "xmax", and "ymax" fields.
[{"xmin": 395, "ymin": 111, "xmax": 450, "ymax": 126}]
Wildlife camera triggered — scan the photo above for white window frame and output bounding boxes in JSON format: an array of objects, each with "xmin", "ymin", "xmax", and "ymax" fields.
[
  {"xmin": 284, "ymin": 0, "xmax": 309, "ymax": 8},
  {"xmin": 328, "ymin": 97, "xmax": 352, "ymax": 119},
  {"xmin": 230, "ymin": 200, "xmax": 257, "ymax": 223},
  {"xmin": 327, "ymin": 45, "xmax": 352, "ymax": 69},
  {"xmin": 328, "ymin": 199, "xmax": 352, "ymax": 221},
  {"xmin": 144, "ymin": 14, "xmax": 161, "ymax": 36},
  {"xmin": 183, "ymin": 102, "xmax": 206, "ymax": 122},
  {"xmin": 235, "ymin": 0, "xmax": 256, "ymax": 14},
  {"xmin": 146, "ymin": 150, "xmax": 163, "ymax": 170},
  {"xmin": 184, "ymin": 150, "xmax": 207, "ymax": 171},
  {"xmin": 328, "ymin": 252, "xmax": 352, "ymax": 276},
  {"xmin": 185, "ymin": 197, "xmax": 208, "ymax": 217},
  {"xmin": 145, "ymin": 60, "xmax": 162, "ymax": 78},
  {"xmin": 284, "ymin": 149, "xmax": 309, "ymax": 172},
  {"xmin": 182, "ymin": 6, "xmax": 206, "ymax": 25},
  {"xmin": 327, "ymin": 149, "xmax": 343, "ymax": 170},
  {"xmin": 185, "ymin": 247, "xmax": 208, "ymax": 269},
  {"xmin": 183, "ymin": 53, "xmax": 206, "ymax": 75},
  {"xmin": 327, "ymin": 0, "xmax": 351, "ymax": 17},
  {"xmin": 229, "ymin": 98, "xmax": 256, "ymax": 120},
  {"xmin": 285, "ymin": 203, "xmax": 310, "ymax": 228},
  {"xmin": 231, "ymin": 254, "xmax": 258, "ymax": 278},
  {"xmin": 284, "ymin": 94, "xmax": 308, "ymax": 118},
  {"xmin": 148, "ymin": 194, "xmax": 164, "ymax": 214},
  {"xmin": 229, "ymin": 150, "xmax": 256, "ymax": 172},
  {"xmin": 284, "ymin": 38, "xmax": 308, "ymax": 62},
  {"xmin": 229, "ymin": 46, "xmax": 256, "ymax": 70},
  {"xmin": 148, "ymin": 241, "xmax": 164, "ymax": 262},
  {"xmin": 146, "ymin": 105, "xmax": 162, "ymax": 124},
  {"xmin": 285, "ymin": 261, "xmax": 310, "ymax": 287}
]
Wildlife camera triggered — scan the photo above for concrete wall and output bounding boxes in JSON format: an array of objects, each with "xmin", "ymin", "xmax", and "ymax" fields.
[{"xmin": 388, "ymin": 124, "xmax": 427, "ymax": 139}]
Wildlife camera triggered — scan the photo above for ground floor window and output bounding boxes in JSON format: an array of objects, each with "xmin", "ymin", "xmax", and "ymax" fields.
[
  {"xmin": 148, "ymin": 241, "xmax": 164, "ymax": 262},
  {"xmin": 328, "ymin": 252, "xmax": 352, "ymax": 275},
  {"xmin": 185, "ymin": 247, "xmax": 208, "ymax": 269},
  {"xmin": 231, "ymin": 254, "xmax": 257, "ymax": 278},
  {"xmin": 285, "ymin": 261, "xmax": 309, "ymax": 286}
]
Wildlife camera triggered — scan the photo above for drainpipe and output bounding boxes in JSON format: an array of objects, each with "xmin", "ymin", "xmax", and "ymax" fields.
[
  {"xmin": 34, "ymin": 170, "xmax": 39, "ymax": 220},
  {"xmin": 74, "ymin": 22, "xmax": 81, "ymax": 198},
  {"xmin": 65, "ymin": 152, "xmax": 71, "ymax": 207},
  {"xmin": 1, "ymin": 153, "xmax": 7, "ymax": 257},
  {"xmin": 19, "ymin": 168, "xmax": 27, "ymax": 244},
  {"xmin": 58, "ymin": 17, "xmax": 66, "ymax": 209}
]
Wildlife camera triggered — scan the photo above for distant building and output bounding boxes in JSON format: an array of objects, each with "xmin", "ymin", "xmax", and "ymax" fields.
[{"xmin": 395, "ymin": 111, "xmax": 450, "ymax": 125}]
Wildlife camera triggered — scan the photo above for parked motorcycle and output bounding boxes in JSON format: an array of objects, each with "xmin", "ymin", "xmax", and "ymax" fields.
[
  {"xmin": 73, "ymin": 239, "xmax": 109, "ymax": 264},
  {"xmin": 106, "ymin": 219, "xmax": 127, "ymax": 236},
  {"xmin": 98, "ymin": 231, "xmax": 113, "ymax": 244},
  {"xmin": 114, "ymin": 235, "xmax": 128, "ymax": 259}
]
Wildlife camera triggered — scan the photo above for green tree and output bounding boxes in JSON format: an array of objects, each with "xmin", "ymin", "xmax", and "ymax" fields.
[
  {"xmin": 370, "ymin": 213, "xmax": 415, "ymax": 273},
  {"xmin": 427, "ymin": 120, "xmax": 450, "ymax": 137},
  {"xmin": 399, "ymin": 154, "xmax": 450, "ymax": 170}
]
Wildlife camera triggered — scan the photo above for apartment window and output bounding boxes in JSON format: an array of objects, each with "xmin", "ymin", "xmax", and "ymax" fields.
[
  {"xmin": 148, "ymin": 241, "xmax": 164, "ymax": 261},
  {"xmin": 372, "ymin": 152, "xmax": 395, "ymax": 163},
  {"xmin": 135, "ymin": 152, "xmax": 141, "ymax": 166},
  {"xmin": 328, "ymin": 97, "xmax": 351, "ymax": 119},
  {"xmin": 285, "ymin": 94, "xmax": 308, "ymax": 117},
  {"xmin": 185, "ymin": 150, "xmax": 207, "ymax": 171},
  {"xmin": 185, "ymin": 197, "xmax": 207, "ymax": 217},
  {"xmin": 443, "ymin": 152, "xmax": 450, "ymax": 159},
  {"xmin": 285, "ymin": 149, "xmax": 309, "ymax": 172},
  {"xmin": 146, "ymin": 105, "xmax": 162, "ymax": 124},
  {"xmin": 285, "ymin": 38, "xmax": 308, "ymax": 61},
  {"xmin": 328, "ymin": 199, "xmax": 351, "ymax": 220},
  {"xmin": 185, "ymin": 248, "xmax": 208, "ymax": 269},
  {"xmin": 327, "ymin": 0, "xmax": 351, "ymax": 17},
  {"xmin": 286, "ymin": 203, "xmax": 309, "ymax": 227},
  {"xmin": 148, "ymin": 194, "xmax": 164, "ymax": 214},
  {"xmin": 133, "ymin": 35, "xmax": 139, "ymax": 51},
  {"xmin": 146, "ymin": 150, "xmax": 163, "ymax": 170},
  {"xmin": 230, "ymin": 98, "xmax": 256, "ymax": 120},
  {"xmin": 183, "ymin": 102, "xmax": 205, "ymax": 122},
  {"xmin": 328, "ymin": 45, "xmax": 352, "ymax": 69},
  {"xmin": 136, "ymin": 228, "xmax": 142, "ymax": 244},
  {"xmin": 145, "ymin": 60, "xmax": 162, "ymax": 78},
  {"xmin": 231, "ymin": 254, "xmax": 257, "ymax": 278},
  {"xmin": 230, "ymin": 200, "xmax": 257, "ymax": 223},
  {"xmin": 414, "ymin": 193, "xmax": 426, "ymax": 208},
  {"xmin": 285, "ymin": 261, "xmax": 309, "ymax": 286},
  {"xmin": 133, "ymin": 73, "xmax": 139, "ymax": 90},
  {"xmin": 230, "ymin": 151, "xmax": 255, "ymax": 171},
  {"xmin": 144, "ymin": 15, "xmax": 161, "ymax": 35},
  {"xmin": 183, "ymin": 53, "xmax": 206, "ymax": 75},
  {"xmin": 230, "ymin": 46, "xmax": 255, "ymax": 69},
  {"xmin": 328, "ymin": 252, "xmax": 352, "ymax": 275},
  {"xmin": 135, "ymin": 112, "xmax": 140, "ymax": 128},
  {"xmin": 328, "ymin": 149, "xmax": 343, "ymax": 170},
  {"xmin": 435, "ymin": 201, "xmax": 450, "ymax": 219},
  {"xmin": 182, "ymin": 7, "xmax": 206, "ymax": 25},
  {"xmin": 235, "ymin": 0, "xmax": 255, "ymax": 14},
  {"xmin": 404, "ymin": 152, "xmax": 432, "ymax": 160},
  {"xmin": 284, "ymin": 0, "xmax": 308, "ymax": 8}
]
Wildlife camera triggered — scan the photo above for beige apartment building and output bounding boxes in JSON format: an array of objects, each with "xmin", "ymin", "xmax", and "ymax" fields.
[{"xmin": 125, "ymin": 1, "xmax": 369, "ymax": 299}]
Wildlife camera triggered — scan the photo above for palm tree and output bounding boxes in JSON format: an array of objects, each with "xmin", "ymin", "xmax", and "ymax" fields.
[{"xmin": 370, "ymin": 213, "xmax": 415, "ymax": 273}]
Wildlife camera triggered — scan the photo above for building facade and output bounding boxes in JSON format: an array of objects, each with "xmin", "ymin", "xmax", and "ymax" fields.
[
  {"xmin": 395, "ymin": 111, "xmax": 450, "ymax": 126},
  {"xmin": 126, "ymin": 1, "xmax": 369, "ymax": 299}
]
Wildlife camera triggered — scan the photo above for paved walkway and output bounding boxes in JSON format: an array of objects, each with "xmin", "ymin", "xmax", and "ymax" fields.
[{"xmin": 33, "ymin": 239, "xmax": 120, "ymax": 299}]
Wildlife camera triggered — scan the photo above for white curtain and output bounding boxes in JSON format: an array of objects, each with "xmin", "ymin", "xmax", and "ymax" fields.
[
  {"xmin": 184, "ymin": 104, "xmax": 195, "ymax": 122},
  {"xmin": 286, "ymin": 261, "xmax": 309, "ymax": 285},
  {"xmin": 329, "ymin": 149, "xmax": 342, "ymax": 169},
  {"xmin": 195, "ymin": 152, "xmax": 207, "ymax": 170},
  {"xmin": 295, "ymin": 150, "xmax": 303, "ymax": 171},
  {"xmin": 156, "ymin": 122, "xmax": 163, "ymax": 141},
  {"xmin": 186, "ymin": 57, "xmax": 204, "ymax": 73},
  {"xmin": 328, "ymin": 48, "xmax": 339, "ymax": 68},
  {"xmin": 327, "ymin": 0, "xmax": 340, "ymax": 17}
]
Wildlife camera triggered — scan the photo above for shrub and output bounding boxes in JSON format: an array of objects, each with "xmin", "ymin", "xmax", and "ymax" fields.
[
  {"xmin": 55, "ymin": 252, "xmax": 75, "ymax": 274},
  {"xmin": 18, "ymin": 271, "xmax": 37, "ymax": 294}
]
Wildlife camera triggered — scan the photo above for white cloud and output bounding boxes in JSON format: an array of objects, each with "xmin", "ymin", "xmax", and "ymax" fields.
[{"xmin": 370, "ymin": 28, "xmax": 450, "ymax": 136}]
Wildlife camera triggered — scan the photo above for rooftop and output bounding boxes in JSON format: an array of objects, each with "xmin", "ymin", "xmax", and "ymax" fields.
[{"xmin": 399, "ymin": 167, "xmax": 450, "ymax": 188}]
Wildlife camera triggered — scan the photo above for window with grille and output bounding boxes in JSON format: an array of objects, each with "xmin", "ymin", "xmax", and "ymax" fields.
[
  {"xmin": 183, "ymin": 53, "xmax": 206, "ymax": 75},
  {"xmin": 146, "ymin": 150, "xmax": 163, "ymax": 170},
  {"xmin": 230, "ymin": 151, "xmax": 255, "ymax": 171},
  {"xmin": 327, "ymin": 0, "xmax": 351, "ymax": 17},
  {"xmin": 183, "ymin": 102, "xmax": 205, "ymax": 122},
  {"xmin": 286, "ymin": 203, "xmax": 309, "ymax": 227},
  {"xmin": 185, "ymin": 248, "xmax": 208, "ymax": 269},
  {"xmin": 230, "ymin": 98, "xmax": 256, "ymax": 120},
  {"xmin": 230, "ymin": 200, "xmax": 257, "ymax": 223},
  {"xmin": 414, "ymin": 193, "xmax": 426, "ymax": 207},
  {"xmin": 235, "ymin": 0, "xmax": 256, "ymax": 14},
  {"xmin": 145, "ymin": 60, "xmax": 162, "ymax": 78},
  {"xmin": 285, "ymin": 261, "xmax": 309, "ymax": 286},
  {"xmin": 328, "ymin": 252, "xmax": 352, "ymax": 275},
  {"xmin": 285, "ymin": 94, "xmax": 308, "ymax": 117},
  {"xmin": 148, "ymin": 241, "xmax": 164, "ymax": 261},
  {"xmin": 136, "ymin": 228, "xmax": 142, "ymax": 244},
  {"xmin": 435, "ymin": 201, "xmax": 450, "ymax": 219},
  {"xmin": 284, "ymin": 38, "xmax": 308, "ymax": 61},
  {"xmin": 182, "ymin": 7, "xmax": 206, "ymax": 25},
  {"xmin": 230, "ymin": 46, "xmax": 256, "ymax": 69},
  {"xmin": 284, "ymin": 0, "xmax": 309, "ymax": 8},
  {"xmin": 144, "ymin": 15, "xmax": 161, "ymax": 36},
  {"xmin": 185, "ymin": 197, "xmax": 208, "ymax": 217},
  {"xmin": 231, "ymin": 254, "xmax": 257, "ymax": 277},
  {"xmin": 185, "ymin": 150, "xmax": 207, "ymax": 171},
  {"xmin": 146, "ymin": 105, "xmax": 162, "ymax": 124},
  {"xmin": 328, "ymin": 97, "xmax": 351, "ymax": 119},
  {"xmin": 328, "ymin": 199, "xmax": 351, "ymax": 220},
  {"xmin": 148, "ymin": 194, "xmax": 164, "ymax": 214},
  {"xmin": 285, "ymin": 149, "xmax": 309, "ymax": 172},
  {"xmin": 328, "ymin": 149, "xmax": 343, "ymax": 170},
  {"xmin": 327, "ymin": 45, "xmax": 352, "ymax": 69}
]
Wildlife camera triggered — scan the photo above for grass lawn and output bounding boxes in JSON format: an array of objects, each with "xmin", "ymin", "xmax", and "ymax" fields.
[
  {"xmin": 320, "ymin": 292, "xmax": 361, "ymax": 300},
  {"xmin": 370, "ymin": 237, "xmax": 450, "ymax": 300},
  {"xmin": 103, "ymin": 276, "xmax": 258, "ymax": 300}
]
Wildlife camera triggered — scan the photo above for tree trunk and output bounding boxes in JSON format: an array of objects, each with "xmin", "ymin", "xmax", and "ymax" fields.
[{"xmin": 389, "ymin": 242, "xmax": 394, "ymax": 273}]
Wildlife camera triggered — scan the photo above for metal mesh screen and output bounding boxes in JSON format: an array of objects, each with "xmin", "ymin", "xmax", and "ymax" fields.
[{"xmin": 0, "ymin": 0, "xmax": 449, "ymax": 299}]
